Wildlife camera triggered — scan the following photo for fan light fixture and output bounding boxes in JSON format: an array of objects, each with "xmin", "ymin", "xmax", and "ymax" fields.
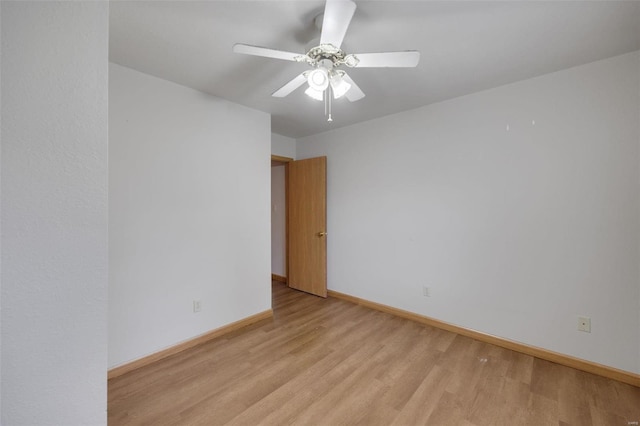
[
  {"xmin": 307, "ymin": 67, "xmax": 329, "ymax": 91},
  {"xmin": 330, "ymin": 73, "xmax": 351, "ymax": 99},
  {"xmin": 305, "ymin": 67, "xmax": 353, "ymax": 122},
  {"xmin": 304, "ymin": 86, "xmax": 324, "ymax": 101},
  {"xmin": 305, "ymin": 69, "xmax": 351, "ymax": 101}
]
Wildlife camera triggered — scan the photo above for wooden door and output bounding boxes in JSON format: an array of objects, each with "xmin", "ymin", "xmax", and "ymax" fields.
[{"xmin": 287, "ymin": 156, "xmax": 327, "ymax": 297}]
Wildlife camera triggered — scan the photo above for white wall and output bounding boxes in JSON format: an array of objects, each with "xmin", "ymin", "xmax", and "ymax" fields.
[
  {"xmin": 272, "ymin": 133, "xmax": 296, "ymax": 159},
  {"xmin": 109, "ymin": 64, "xmax": 271, "ymax": 368},
  {"xmin": 297, "ymin": 51, "xmax": 640, "ymax": 374},
  {"xmin": 1, "ymin": 2, "xmax": 109, "ymax": 424},
  {"xmin": 1, "ymin": 2, "xmax": 3, "ymax": 414},
  {"xmin": 271, "ymin": 166, "xmax": 286, "ymax": 277}
]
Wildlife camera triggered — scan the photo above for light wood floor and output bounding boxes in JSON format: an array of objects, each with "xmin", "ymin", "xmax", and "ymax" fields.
[{"xmin": 108, "ymin": 281, "xmax": 640, "ymax": 425}]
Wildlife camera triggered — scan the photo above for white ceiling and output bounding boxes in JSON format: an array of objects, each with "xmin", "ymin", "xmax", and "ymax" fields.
[{"xmin": 109, "ymin": 1, "xmax": 640, "ymax": 138}]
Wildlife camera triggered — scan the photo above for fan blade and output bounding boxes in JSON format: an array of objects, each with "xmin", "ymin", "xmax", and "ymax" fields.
[
  {"xmin": 341, "ymin": 73, "xmax": 365, "ymax": 102},
  {"xmin": 352, "ymin": 51, "xmax": 420, "ymax": 68},
  {"xmin": 233, "ymin": 43, "xmax": 303, "ymax": 62},
  {"xmin": 272, "ymin": 73, "xmax": 308, "ymax": 98},
  {"xmin": 320, "ymin": 0, "xmax": 356, "ymax": 49}
]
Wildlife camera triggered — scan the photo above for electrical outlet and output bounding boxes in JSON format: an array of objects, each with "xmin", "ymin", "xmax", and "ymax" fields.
[
  {"xmin": 193, "ymin": 300, "xmax": 202, "ymax": 313},
  {"xmin": 577, "ymin": 316, "xmax": 591, "ymax": 333},
  {"xmin": 422, "ymin": 286, "xmax": 431, "ymax": 297}
]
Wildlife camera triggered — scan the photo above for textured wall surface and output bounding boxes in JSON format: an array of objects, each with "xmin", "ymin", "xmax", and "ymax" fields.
[
  {"xmin": 298, "ymin": 51, "xmax": 640, "ymax": 373},
  {"xmin": 1, "ymin": 1, "xmax": 3, "ymax": 414},
  {"xmin": 109, "ymin": 63, "xmax": 271, "ymax": 368},
  {"xmin": 1, "ymin": 2, "xmax": 109, "ymax": 424}
]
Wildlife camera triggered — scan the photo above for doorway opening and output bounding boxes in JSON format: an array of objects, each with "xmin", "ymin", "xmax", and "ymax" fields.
[
  {"xmin": 271, "ymin": 155, "xmax": 292, "ymax": 285},
  {"xmin": 270, "ymin": 154, "xmax": 328, "ymax": 298}
]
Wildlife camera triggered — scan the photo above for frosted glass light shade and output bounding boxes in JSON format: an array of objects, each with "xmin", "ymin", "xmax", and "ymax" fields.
[
  {"xmin": 307, "ymin": 67, "xmax": 329, "ymax": 91},
  {"xmin": 330, "ymin": 75, "xmax": 351, "ymax": 99},
  {"xmin": 305, "ymin": 86, "xmax": 324, "ymax": 101}
]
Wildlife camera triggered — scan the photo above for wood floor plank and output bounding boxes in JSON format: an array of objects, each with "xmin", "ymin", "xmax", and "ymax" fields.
[
  {"xmin": 525, "ymin": 393, "xmax": 558, "ymax": 426},
  {"xmin": 530, "ymin": 358, "xmax": 561, "ymax": 401},
  {"xmin": 226, "ymin": 330, "xmax": 391, "ymax": 425},
  {"xmin": 424, "ymin": 390, "xmax": 469, "ymax": 426},
  {"xmin": 505, "ymin": 350, "xmax": 534, "ymax": 385},
  {"xmin": 108, "ymin": 281, "xmax": 640, "ymax": 425},
  {"xmin": 390, "ymin": 365, "xmax": 453, "ymax": 425},
  {"xmin": 378, "ymin": 349, "xmax": 443, "ymax": 412}
]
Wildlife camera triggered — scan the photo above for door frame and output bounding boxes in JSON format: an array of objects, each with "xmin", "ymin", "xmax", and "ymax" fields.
[{"xmin": 271, "ymin": 155, "xmax": 293, "ymax": 283}]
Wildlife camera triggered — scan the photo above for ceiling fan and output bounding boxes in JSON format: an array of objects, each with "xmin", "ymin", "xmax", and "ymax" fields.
[{"xmin": 233, "ymin": 0, "xmax": 420, "ymax": 122}]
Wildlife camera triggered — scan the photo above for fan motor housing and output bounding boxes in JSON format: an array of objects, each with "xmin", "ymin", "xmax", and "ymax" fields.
[
  {"xmin": 297, "ymin": 44, "xmax": 359, "ymax": 68},
  {"xmin": 308, "ymin": 44, "xmax": 345, "ymax": 63}
]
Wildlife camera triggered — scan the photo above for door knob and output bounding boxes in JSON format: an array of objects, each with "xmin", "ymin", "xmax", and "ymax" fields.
[{"xmin": 317, "ymin": 232, "xmax": 327, "ymax": 237}]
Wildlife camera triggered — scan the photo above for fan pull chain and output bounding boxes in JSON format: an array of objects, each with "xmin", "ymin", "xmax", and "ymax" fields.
[
  {"xmin": 324, "ymin": 88, "xmax": 328, "ymax": 116},
  {"xmin": 326, "ymin": 86, "xmax": 333, "ymax": 122}
]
